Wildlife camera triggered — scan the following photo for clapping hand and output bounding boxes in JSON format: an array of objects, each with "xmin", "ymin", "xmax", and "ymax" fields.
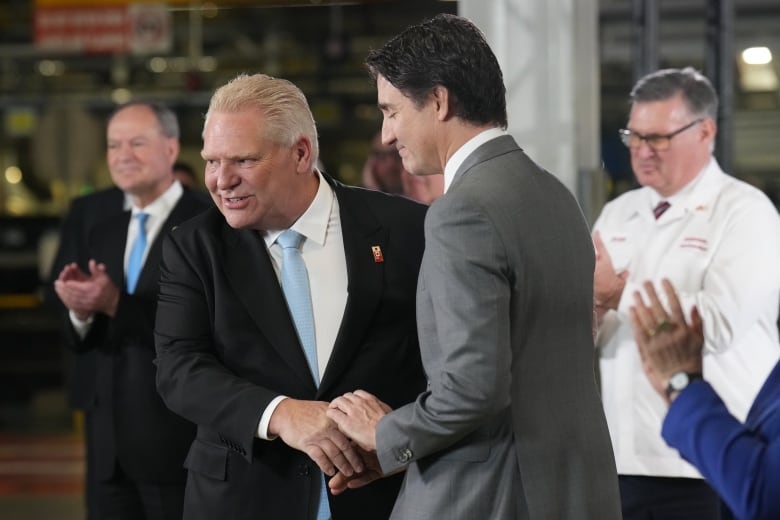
[{"xmin": 629, "ymin": 278, "xmax": 704, "ymax": 401}]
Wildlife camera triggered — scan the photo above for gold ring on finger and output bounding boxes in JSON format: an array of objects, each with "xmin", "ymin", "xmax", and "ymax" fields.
[{"xmin": 655, "ymin": 320, "xmax": 675, "ymax": 334}]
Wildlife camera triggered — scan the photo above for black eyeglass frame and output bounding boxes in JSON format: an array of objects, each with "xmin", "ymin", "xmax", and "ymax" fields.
[{"xmin": 618, "ymin": 118, "xmax": 704, "ymax": 151}]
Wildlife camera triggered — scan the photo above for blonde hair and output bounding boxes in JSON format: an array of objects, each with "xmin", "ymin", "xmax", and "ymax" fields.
[{"xmin": 205, "ymin": 73, "xmax": 319, "ymax": 160}]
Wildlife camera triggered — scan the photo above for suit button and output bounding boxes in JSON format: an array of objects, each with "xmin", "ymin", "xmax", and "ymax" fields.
[
  {"xmin": 397, "ymin": 448, "xmax": 413, "ymax": 463},
  {"xmin": 298, "ymin": 463, "xmax": 310, "ymax": 476}
]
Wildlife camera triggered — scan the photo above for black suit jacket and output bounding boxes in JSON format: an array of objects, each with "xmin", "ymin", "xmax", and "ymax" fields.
[
  {"xmin": 48, "ymin": 187, "xmax": 126, "ymax": 410},
  {"xmin": 154, "ymin": 178, "xmax": 427, "ymax": 520},
  {"xmin": 63, "ymin": 188, "xmax": 210, "ymax": 483}
]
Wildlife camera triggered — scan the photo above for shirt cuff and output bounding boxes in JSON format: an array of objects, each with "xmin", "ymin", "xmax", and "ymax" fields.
[
  {"xmin": 256, "ymin": 395, "xmax": 288, "ymax": 440},
  {"xmin": 69, "ymin": 310, "xmax": 94, "ymax": 340}
]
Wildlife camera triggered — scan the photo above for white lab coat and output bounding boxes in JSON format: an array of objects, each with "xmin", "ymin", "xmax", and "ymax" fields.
[{"xmin": 594, "ymin": 158, "xmax": 780, "ymax": 478}]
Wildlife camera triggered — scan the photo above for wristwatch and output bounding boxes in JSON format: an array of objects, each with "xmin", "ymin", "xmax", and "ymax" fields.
[{"xmin": 665, "ymin": 371, "xmax": 703, "ymax": 400}]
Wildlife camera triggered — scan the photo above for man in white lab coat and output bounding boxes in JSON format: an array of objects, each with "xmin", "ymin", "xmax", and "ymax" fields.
[{"xmin": 593, "ymin": 66, "xmax": 780, "ymax": 520}]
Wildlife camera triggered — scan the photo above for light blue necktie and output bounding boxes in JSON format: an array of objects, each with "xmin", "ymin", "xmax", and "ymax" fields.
[
  {"xmin": 126, "ymin": 212, "xmax": 149, "ymax": 294},
  {"xmin": 277, "ymin": 229, "xmax": 330, "ymax": 520}
]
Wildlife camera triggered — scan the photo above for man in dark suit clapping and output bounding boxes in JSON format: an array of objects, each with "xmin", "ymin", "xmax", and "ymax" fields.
[{"xmin": 53, "ymin": 101, "xmax": 210, "ymax": 520}]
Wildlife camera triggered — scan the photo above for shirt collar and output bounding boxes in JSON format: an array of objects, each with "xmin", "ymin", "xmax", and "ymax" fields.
[
  {"xmin": 264, "ymin": 170, "xmax": 334, "ymax": 248},
  {"xmin": 443, "ymin": 127, "xmax": 506, "ymax": 193},
  {"xmin": 131, "ymin": 180, "xmax": 182, "ymax": 219},
  {"xmin": 640, "ymin": 157, "xmax": 721, "ymax": 220}
]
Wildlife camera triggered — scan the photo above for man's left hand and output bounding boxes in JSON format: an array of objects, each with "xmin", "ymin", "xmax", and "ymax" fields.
[
  {"xmin": 327, "ymin": 390, "xmax": 390, "ymax": 452},
  {"xmin": 630, "ymin": 278, "xmax": 704, "ymax": 399},
  {"xmin": 54, "ymin": 259, "xmax": 120, "ymax": 318}
]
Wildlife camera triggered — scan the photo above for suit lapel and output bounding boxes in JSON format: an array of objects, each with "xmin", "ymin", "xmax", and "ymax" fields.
[
  {"xmin": 318, "ymin": 184, "xmax": 387, "ymax": 395},
  {"xmin": 212, "ymin": 179, "xmax": 392, "ymax": 395},
  {"xmin": 223, "ymin": 226, "xmax": 318, "ymax": 391},
  {"xmin": 135, "ymin": 191, "xmax": 200, "ymax": 293},
  {"xmin": 92, "ymin": 212, "xmax": 131, "ymax": 289}
]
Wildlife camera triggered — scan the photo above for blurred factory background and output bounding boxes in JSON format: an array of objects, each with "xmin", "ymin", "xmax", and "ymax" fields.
[{"xmin": 0, "ymin": 0, "xmax": 778, "ymax": 517}]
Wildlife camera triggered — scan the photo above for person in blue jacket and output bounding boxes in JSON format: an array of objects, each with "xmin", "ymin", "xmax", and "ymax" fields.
[{"xmin": 630, "ymin": 278, "xmax": 780, "ymax": 520}]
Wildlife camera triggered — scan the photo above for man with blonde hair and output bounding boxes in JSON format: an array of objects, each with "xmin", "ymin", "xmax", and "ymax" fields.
[{"xmin": 154, "ymin": 73, "xmax": 427, "ymax": 520}]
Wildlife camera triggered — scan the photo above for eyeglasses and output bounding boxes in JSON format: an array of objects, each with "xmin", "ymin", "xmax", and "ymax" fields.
[{"xmin": 618, "ymin": 118, "xmax": 703, "ymax": 151}]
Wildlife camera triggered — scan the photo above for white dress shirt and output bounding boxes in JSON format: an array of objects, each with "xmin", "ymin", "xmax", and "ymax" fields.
[
  {"xmin": 123, "ymin": 180, "xmax": 183, "ymax": 273},
  {"xmin": 256, "ymin": 171, "xmax": 348, "ymax": 439},
  {"xmin": 594, "ymin": 158, "xmax": 780, "ymax": 478}
]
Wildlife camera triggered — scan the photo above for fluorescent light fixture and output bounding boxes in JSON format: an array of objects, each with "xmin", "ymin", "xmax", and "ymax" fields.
[{"xmin": 741, "ymin": 46, "xmax": 773, "ymax": 65}]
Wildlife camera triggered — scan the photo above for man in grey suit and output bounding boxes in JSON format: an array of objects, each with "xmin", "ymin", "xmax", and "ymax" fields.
[{"xmin": 327, "ymin": 14, "xmax": 622, "ymax": 519}]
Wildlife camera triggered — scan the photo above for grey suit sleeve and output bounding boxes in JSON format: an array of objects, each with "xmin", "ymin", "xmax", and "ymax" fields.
[{"xmin": 376, "ymin": 195, "xmax": 512, "ymax": 472}]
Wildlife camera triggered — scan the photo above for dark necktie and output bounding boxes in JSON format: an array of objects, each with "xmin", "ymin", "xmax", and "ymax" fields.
[{"xmin": 653, "ymin": 201, "xmax": 670, "ymax": 220}]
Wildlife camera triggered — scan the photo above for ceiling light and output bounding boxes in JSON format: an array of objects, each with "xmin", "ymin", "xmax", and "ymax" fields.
[
  {"xmin": 148, "ymin": 57, "xmax": 168, "ymax": 73},
  {"xmin": 37, "ymin": 60, "xmax": 64, "ymax": 76},
  {"xmin": 4, "ymin": 166, "xmax": 22, "ymax": 185},
  {"xmin": 741, "ymin": 46, "xmax": 772, "ymax": 65},
  {"xmin": 111, "ymin": 88, "xmax": 132, "ymax": 104}
]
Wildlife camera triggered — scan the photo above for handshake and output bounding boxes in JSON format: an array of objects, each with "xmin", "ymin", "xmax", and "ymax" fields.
[{"xmin": 268, "ymin": 390, "xmax": 395, "ymax": 494}]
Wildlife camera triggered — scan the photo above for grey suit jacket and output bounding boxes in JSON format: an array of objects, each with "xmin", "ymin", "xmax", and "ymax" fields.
[{"xmin": 376, "ymin": 135, "xmax": 621, "ymax": 519}]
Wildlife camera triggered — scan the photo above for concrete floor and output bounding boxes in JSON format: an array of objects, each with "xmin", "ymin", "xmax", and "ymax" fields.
[
  {"xmin": 0, "ymin": 496, "xmax": 84, "ymax": 520},
  {"xmin": 0, "ymin": 389, "xmax": 86, "ymax": 520}
]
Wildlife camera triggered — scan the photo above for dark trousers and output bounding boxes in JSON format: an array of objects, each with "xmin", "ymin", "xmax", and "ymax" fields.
[
  {"xmin": 619, "ymin": 475, "xmax": 721, "ymax": 520},
  {"xmin": 96, "ymin": 463, "xmax": 185, "ymax": 520}
]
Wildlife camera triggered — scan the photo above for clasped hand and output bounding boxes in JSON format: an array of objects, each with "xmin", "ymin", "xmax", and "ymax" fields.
[
  {"xmin": 53, "ymin": 259, "xmax": 120, "ymax": 319},
  {"xmin": 272, "ymin": 391, "xmax": 392, "ymax": 495},
  {"xmin": 325, "ymin": 390, "xmax": 392, "ymax": 494}
]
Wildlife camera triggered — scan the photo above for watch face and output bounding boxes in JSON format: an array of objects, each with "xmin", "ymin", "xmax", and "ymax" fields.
[{"xmin": 669, "ymin": 372, "xmax": 689, "ymax": 391}]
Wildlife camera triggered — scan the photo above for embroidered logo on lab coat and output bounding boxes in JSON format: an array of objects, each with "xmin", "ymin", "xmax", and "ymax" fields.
[{"xmin": 680, "ymin": 237, "xmax": 708, "ymax": 251}]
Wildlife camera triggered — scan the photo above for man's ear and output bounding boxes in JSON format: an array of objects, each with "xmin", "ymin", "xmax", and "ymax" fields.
[
  {"xmin": 431, "ymin": 86, "xmax": 451, "ymax": 121},
  {"xmin": 167, "ymin": 139, "xmax": 181, "ymax": 166},
  {"xmin": 699, "ymin": 117, "xmax": 717, "ymax": 144},
  {"xmin": 293, "ymin": 134, "xmax": 313, "ymax": 173}
]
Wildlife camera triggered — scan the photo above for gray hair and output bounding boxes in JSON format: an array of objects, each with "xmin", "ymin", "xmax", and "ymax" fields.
[
  {"xmin": 108, "ymin": 101, "xmax": 180, "ymax": 139},
  {"xmin": 630, "ymin": 67, "xmax": 718, "ymax": 120}
]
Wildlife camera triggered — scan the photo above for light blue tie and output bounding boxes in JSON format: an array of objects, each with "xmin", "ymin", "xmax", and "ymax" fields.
[
  {"xmin": 126, "ymin": 212, "xmax": 149, "ymax": 294},
  {"xmin": 277, "ymin": 229, "xmax": 330, "ymax": 520}
]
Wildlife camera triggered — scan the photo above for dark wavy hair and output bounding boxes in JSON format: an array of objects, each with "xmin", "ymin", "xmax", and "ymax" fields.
[{"xmin": 366, "ymin": 13, "xmax": 507, "ymax": 129}]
